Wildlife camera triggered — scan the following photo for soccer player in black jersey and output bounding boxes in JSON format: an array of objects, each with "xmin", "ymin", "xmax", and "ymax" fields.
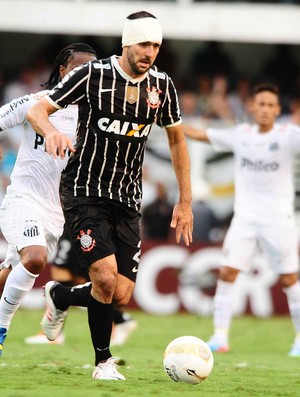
[{"xmin": 27, "ymin": 11, "xmax": 193, "ymax": 380}]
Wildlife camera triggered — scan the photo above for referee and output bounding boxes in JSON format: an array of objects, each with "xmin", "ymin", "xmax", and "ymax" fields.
[{"xmin": 27, "ymin": 10, "xmax": 193, "ymax": 381}]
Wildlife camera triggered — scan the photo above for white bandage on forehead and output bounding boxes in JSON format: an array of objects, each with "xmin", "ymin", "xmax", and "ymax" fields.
[{"xmin": 122, "ymin": 17, "xmax": 163, "ymax": 47}]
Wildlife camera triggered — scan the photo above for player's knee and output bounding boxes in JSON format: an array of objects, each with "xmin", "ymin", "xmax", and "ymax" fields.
[
  {"xmin": 219, "ymin": 266, "xmax": 239, "ymax": 282},
  {"xmin": 21, "ymin": 248, "xmax": 47, "ymax": 275},
  {"xmin": 93, "ymin": 273, "xmax": 116, "ymax": 300},
  {"xmin": 279, "ymin": 273, "xmax": 298, "ymax": 289},
  {"xmin": 114, "ymin": 293, "xmax": 131, "ymax": 308}
]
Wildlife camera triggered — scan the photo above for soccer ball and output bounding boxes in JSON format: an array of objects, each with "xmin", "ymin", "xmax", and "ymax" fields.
[{"xmin": 163, "ymin": 336, "xmax": 214, "ymax": 385}]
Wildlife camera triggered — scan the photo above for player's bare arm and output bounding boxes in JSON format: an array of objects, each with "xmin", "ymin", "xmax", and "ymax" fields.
[
  {"xmin": 27, "ymin": 97, "xmax": 75, "ymax": 159},
  {"xmin": 166, "ymin": 125, "xmax": 193, "ymax": 246},
  {"xmin": 182, "ymin": 124, "xmax": 210, "ymax": 142}
]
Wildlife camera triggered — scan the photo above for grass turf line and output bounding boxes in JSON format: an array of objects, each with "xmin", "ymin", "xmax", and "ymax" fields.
[{"xmin": 1, "ymin": 309, "xmax": 300, "ymax": 397}]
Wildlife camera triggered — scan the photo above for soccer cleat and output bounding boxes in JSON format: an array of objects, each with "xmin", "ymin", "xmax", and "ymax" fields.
[
  {"xmin": 92, "ymin": 357, "xmax": 126, "ymax": 380},
  {"xmin": 207, "ymin": 335, "xmax": 230, "ymax": 353},
  {"xmin": 110, "ymin": 319, "xmax": 138, "ymax": 346},
  {"xmin": 288, "ymin": 339, "xmax": 300, "ymax": 357},
  {"xmin": 24, "ymin": 331, "xmax": 65, "ymax": 345},
  {"xmin": 0, "ymin": 327, "xmax": 7, "ymax": 357},
  {"xmin": 41, "ymin": 281, "xmax": 67, "ymax": 341}
]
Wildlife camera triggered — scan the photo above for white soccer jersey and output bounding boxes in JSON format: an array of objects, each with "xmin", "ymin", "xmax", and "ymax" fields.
[
  {"xmin": 207, "ymin": 123, "xmax": 300, "ymax": 224},
  {"xmin": 0, "ymin": 92, "xmax": 78, "ymax": 223}
]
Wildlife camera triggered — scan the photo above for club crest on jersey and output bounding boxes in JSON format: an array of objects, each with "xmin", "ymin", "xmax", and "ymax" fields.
[
  {"xmin": 146, "ymin": 86, "xmax": 162, "ymax": 109},
  {"xmin": 23, "ymin": 225, "xmax": 40, "ymax": 237},
  {"xmin": 126, "ymin": 86, "xmax": 139, "ymax": 104},
  {"xmin": 77, "ymin": 229, "xmax": 96, "ymax": 252}
]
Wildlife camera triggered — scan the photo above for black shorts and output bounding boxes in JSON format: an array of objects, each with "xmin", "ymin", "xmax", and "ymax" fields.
[
  {"xmin": 60, "ymin": 196, "xmax": 141, "ymax": 282},
  {"xmin": 52, "ymin": 223, "xmax": 89, "ymax": 280}
]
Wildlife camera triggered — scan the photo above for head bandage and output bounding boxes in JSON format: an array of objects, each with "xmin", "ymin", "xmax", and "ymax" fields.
[{"xmin": 122, "ymin": 17, "xmax": 163, "ymax": 47}]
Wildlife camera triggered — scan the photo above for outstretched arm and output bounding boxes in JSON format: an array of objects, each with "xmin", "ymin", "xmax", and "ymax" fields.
[
  {"xmin": 27, "ymin": 97, "xmax": 75, "ymax": 159},
  {"xmin": 182, "ymin": 124, "xmax": 210, "ymax": 142},
  {"xmin": 166, "ymin": 124, "xmax": 193, "ymax": 246}
]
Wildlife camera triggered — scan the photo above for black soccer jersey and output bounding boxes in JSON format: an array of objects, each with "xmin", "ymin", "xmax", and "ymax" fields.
[{"xmin": 46, "ymin": 55, "xmax": 182, "ymax": 211}]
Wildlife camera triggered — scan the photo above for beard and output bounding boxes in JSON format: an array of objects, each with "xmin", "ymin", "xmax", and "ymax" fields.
[{"xmin": 127, "ymin": 52, "xmax": 151, "ymax": 76}]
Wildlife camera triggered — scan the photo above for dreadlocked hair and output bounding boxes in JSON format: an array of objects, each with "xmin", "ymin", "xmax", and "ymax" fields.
[{"xmin": 41, "ymin": 42, "xmax": 97, "ymax": 89}]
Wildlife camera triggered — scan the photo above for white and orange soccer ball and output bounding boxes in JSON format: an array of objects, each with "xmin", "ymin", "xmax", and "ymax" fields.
[{"xmin": 163, "ymin": 336, "xmax": 214, "ymax": 385}]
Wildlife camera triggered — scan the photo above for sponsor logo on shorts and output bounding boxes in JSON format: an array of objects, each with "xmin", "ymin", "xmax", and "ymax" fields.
[
  {"xmin": 132, "ymin": 266, "xmax": 139, "ymax": 273},
  {"xmin": 77, "ymin": 229, "xmax": 96, "ymax": 252}
]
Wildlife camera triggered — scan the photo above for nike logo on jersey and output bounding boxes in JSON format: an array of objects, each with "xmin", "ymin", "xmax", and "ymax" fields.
[
  {"xmin": 132, "ymin": 266, "xmax": 138, "ymax": 273},
  {"xmin": 4, "ymin": 297, "xmax": 18, "ymax": 305}
]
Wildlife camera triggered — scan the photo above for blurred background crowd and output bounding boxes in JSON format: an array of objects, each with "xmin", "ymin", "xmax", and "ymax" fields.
[{"xmin": 1, "ymin": 28, "xmax": 300, "ymax": 244}]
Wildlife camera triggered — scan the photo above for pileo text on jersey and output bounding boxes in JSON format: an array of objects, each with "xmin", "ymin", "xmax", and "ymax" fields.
[
  {"xmin": 241, "ymin": 157, "xmax": 279, "ymax": 172},
  {"xmin": 97, "ymin": 118, "xmax": 152, "ymax": 137}
]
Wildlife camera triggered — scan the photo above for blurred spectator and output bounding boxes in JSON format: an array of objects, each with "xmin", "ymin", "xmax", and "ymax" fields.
[
  {"xmin": 0, "ymin": 70, "xmax": 4, "ymax": 105},
  {"xmin": 188, "ymin": 42, "xmax": 239, "ymax": 121},
  {"xmin": 207, "ymin": 74, "xmax": 234, "ymax": 121},
  {"xmin": 0, "ymin": 136, "xmax": 17, "ymax": 202},
  {"xmin": 289, "ymin": 96, "xmax": 300, "ymax": 125},
  {"xmin": 3, "ymin": 53, "xmax": 50, "ymax": 103},
  {"xmin": 0, "ymin": 136, "xmax": 17, "ymax": 173},
  {"xmin": 142, "ymin": 182, "xmax": 173, "ymax": 240},
  {"xmin": 190, "ymin": 41, "xmax": 234, "ymax": 81},
  {"xmin": 227, "ymin": 75, "xmax": 252, "ymax": 123},
  {"xmin": 191, "ymin": 180, "xmax": 220, "ymax": 242},
  {"xmin": 179, "ymin": 89, "xmax": 202, "ymax": 118},
  {"xmin": 141, "ymin": 165, "xmax": 158, "ymax": 208},
  {"xmin": 194, "ymin": 74, "xmax": 212, "ymax": 118},
  {"xmin": 155, "ymin": 39, "xmax": 177, "ymax": 80},
  {"xmin": 261, "ymin": 44, "xmax": 300, "ymax": 112}
]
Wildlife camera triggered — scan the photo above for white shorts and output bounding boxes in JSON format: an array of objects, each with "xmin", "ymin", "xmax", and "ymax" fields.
[
  {"xmin": 0, "ymin": 196, "xmax": 63, "ymax": 269},
  {"xmin": 222, "ymin": 216, "xmax": 300, "ymax": 275}
]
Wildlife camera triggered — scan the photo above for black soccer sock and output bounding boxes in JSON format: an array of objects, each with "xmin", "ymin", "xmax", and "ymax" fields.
[
  {"xmin": 87, "ymin": 293, "xmax": 113, "ymax": 365},
  {"xmin": 50, "ymin": 282, "xmax": 92, "ymax": 311},
  {"xmin": 112, "ymin": 308, "xmax": 125, "ymax": 324}
]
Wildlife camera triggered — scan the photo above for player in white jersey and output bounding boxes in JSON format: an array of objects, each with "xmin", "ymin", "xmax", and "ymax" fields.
[
  {"xmin": 0, "ymin": 43, "xmax": 97, "ymax": 356},
  {"xmin": 183, "ymin": 83, "xmax": 300, "ymax": 357}
]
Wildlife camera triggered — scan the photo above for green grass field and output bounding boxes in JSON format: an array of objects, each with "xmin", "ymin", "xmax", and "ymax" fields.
[{"xmin": 1, "ymin": 309, "xmax": 300, "ymax": 397}]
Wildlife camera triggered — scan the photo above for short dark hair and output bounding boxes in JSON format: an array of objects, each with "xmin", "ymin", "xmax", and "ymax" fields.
[
  {"xmin": 42, "ymin": 42, "xmax": 97, "ymax": 89},
  {"xmin": 252, "ymin": 83, "xmax": 279, "ymax": 97},
  {"xmin": 127, "ymin": 11, "xmax": 156, "ymax": 20}
]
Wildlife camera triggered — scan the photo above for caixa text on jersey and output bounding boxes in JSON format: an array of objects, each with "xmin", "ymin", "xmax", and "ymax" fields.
[{"xmin": 97, "ymin": 117, "xmax": 151, "ymax": 137}]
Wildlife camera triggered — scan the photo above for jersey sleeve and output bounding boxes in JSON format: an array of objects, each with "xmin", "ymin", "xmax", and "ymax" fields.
[
  {"xmin": 0, "ymin": 94, "xmax": 35, "ymax": 131},
  {"xmin": 207, "ymin": 125, "xmax": 238, "ymax": 152},
  {"xmin": 156, "ymin": 75, "xmax": 182, "ymax": 128},
  {"xmin": 47, "ymin": 62, "xmax": 91, "ymax": 108}
]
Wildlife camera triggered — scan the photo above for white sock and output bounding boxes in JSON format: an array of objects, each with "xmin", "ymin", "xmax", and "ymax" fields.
[
  {"xmin": 212, "ymin": 279, "xmax": 235, "ymax": 342},
  {"xmin": 0, "ymin": 262, "xmax": 38, "ymax": 329},
  {"xmin": 283, "ymin": 281, "xmax": 300, "ymax": 337}
]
